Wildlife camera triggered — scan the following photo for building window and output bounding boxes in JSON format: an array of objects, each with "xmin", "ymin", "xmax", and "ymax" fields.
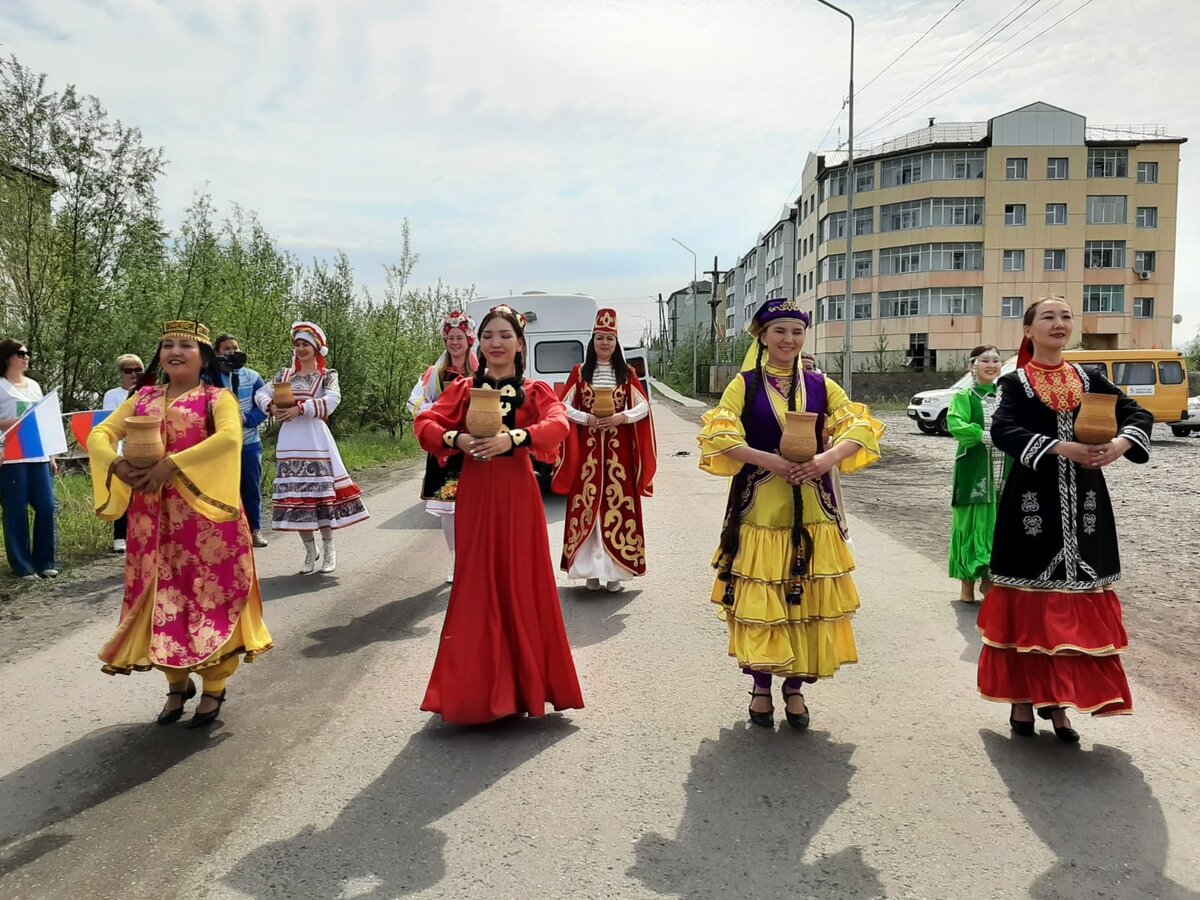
[
  {"xmin": 853, "ymin": 207, "xmax": 873, "ymax": 236},
  {"xmin": 821, "ymin": 296, "xmax": 846, "ymax": 322},
  {"xmin": 1082, "ymin": 285, "xmax": 1125, "ymax": 313},
  {"xmin": 1044, "ymin": 249, "xmax": 1066, "ymax": 271},
  {"xmin": 1136, "ymin": 206, "xmax": 1158, "ymax": 228},
  {"xmin": 855, "ymin": 167, "xmax": 875, "ymax": 192},
  {"xmin": 878, "ymin": 242, "xmax": 983, "ymax": 274},
  {"xmin": 878, "ymin": 287, "xmax": 981, "ymax": 317},
  {"xmin": 1087, "ymin": 195, "xmax": 1128, "ymax": 225},
  {"xmin": 821, "ymin": 212, "xmax": 848, "ymax": 240},
  {"xmin": 1045, "ymin": 203, "xmax": 1067, "ymax": 226},
  {"xmin": 1004, "ymin": 204, "xmax": 1027, "ymax": 226},
  {"xmin": 930, "ymin": 197, "xmax": 984, "ymax": 226},
  {"xmin": 1133, "ymin": 297, "xmax": 1155, "ymax": 318},
  {"xmin": 853, "ymin": 251, "xmax": 873, "ymax": 278},
  {"xmin": 820, "ymin": 254, "xmax": 847, "ymax": 282},
  {"xmin": 1047, "ymin": 157, "xmax": 1069, "ymax": 179},
  {"xmin": 1088, "ymin": 148, "xmax": 1129, "ymax": 178},
  {"xmin": 1134, "ymin": 250, "xmax": 1156, "ymax": 273},
  {"xmin": 853, "ymin": 293, "xmax": 872, "ymax": 319},
  {"xmin": 1006, "ymin": 158, "xmax": 1028, "ymax": 180},
  {"xmin": 881, "ymin": 156, "xmax": 925, "ymax": 186},
  {"xmin": 1003, "ymin": 250, "xmax": 1025, "ymax": 272},
  {"xmin": 1085, "ymin": 240, "xmax": 1126, "ymax": 268},
  {"xmin": 1001, "ymin": 296, "xmax": 1024, "ymax": 318},
  {"xmin": 822, "ymin": 171, "xmax": 847, "ymax": 200},
  {"xmin": 1137, "ymin": 161, "xmax": 1159, "ymax": 184}
]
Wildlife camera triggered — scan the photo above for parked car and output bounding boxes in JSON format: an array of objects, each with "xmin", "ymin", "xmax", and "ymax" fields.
[
  {"xmin": 907, "ymin": 363, "xmax": 1016, "ymax": 435},
  {"xmin": 1169, "ymin": 396, "xmax": 1200, "ymax": 437}
]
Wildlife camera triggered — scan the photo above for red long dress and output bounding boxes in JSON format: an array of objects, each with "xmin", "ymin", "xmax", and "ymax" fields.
[{"xmin": 414, "ymin": 376, "xmax": 584, "ymax": 724}]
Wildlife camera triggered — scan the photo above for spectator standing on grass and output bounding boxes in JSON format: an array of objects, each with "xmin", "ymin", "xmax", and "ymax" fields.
[
  {"xmin": 256, "ymin": 321, "xmax": 368, "ymax": 575},
  {"xmin": 103, "ymin": 353, "xmax": 144, "ymax": 554},
  {"xmin": 214, "ymin": 334, "xmax": 269, "ymax": 548},
  {"xmin": 0, "ymin": 338, "xmax": 58, "ymax": 580}
]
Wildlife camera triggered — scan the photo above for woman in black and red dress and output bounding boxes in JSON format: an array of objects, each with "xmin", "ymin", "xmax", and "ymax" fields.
[
  {"xmin": 979, "ymin": 297, "xmax": 1152, "ymax": 742},
  {"xmin": 414, "ymin": 304, "xmax": 583, "ymax": 724}
]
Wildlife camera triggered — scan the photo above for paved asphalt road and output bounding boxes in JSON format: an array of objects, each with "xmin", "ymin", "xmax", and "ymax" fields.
[{"xmin": 1, "ymin": 403, "xmax": 1198, "ymax": 900}]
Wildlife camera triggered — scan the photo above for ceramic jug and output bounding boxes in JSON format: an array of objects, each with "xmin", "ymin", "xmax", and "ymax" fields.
[
  {"xmin": 466, "ymin": 386, "xmax": 504, "ymax": 437},
  {"xmin": 1074, "ymin": 392, "xmax": 1118, "ymax": 444},
  {"xmin": 780, "ymin": 411, "xmax": 820, "ymax": 462},
  {"xmin": 124, "ymin": 415, "xmax": 165, "ymax": 468}
]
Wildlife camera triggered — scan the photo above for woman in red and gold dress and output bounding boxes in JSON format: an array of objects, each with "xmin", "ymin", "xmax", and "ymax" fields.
[
  {"xmin": 552, "ymin": 308, "xmax": 656, "ymax": 592},
  {"xmin": 414, "ymin": 304, "xmax": 584, "ymax": 724},
  {"xmin": 980, "ymin": 297, "xmax": 1152, "ymax": 742}
]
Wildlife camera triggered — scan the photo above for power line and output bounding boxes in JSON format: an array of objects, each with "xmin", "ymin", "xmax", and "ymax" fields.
[
  {"xmin": 862, "ymin": 0, "xmax": 1098, "ymax": 140},
  {"xmin": 858, "ymin": 0, "xmax": 1043, "ymax": 140},
  {"xmin": 859, "ymin": 0, "xmax": 970, "ymax": 95}
]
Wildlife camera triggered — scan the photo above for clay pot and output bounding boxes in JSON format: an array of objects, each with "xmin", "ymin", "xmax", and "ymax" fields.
[
  {"xmin": 124, "ymin": 415, "xmax": 165, "ymax": 468},
  {"xmin": 779, "ymin": 411, "xmax": 819, "ymax": 462},
  {"xmin": 592, "ymin": 387, "xmax": 616, "ymax": 419},
  {"xmin": 274, "ymin": 382, "xmax": 296, "ymax": 409},
  {"xmin": 466, "ymin": 386, "xmax": 504, "ymax": 437},
  {"xmin": 1074, "ymin": 392, "xmax": 1118, "ymax": 444}
]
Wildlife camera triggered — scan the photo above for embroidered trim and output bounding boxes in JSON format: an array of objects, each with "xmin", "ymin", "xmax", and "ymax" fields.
[
  {"xmin": 990, "ymin": 571, "xmax": 1120, "ymax": 591},
  {"xmin": 510, "ymin": 428, "xmax": 529, "ymax": 447},
  {"xmin": 1119, "ymin": 425, "xmax": 1150, "ymax": 456},
  {"xmin": 1015, "ymin": 368, "xmax": 1035, "ymax": 399},
  {"xmin": 1020, "ymin": 435, "xmax": 1057, "ymax": 469},
  {"xmin": 443, "ymin": 430, "xmax": 459, "ymax": 448},
  {"xmin": 164, "ymin": 457, "xmax": 240, "ymax": 518}
]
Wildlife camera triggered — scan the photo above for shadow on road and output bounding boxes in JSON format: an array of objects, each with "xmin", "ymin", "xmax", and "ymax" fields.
[
  {"xmin": 258, "ymin": 571, "xmax": 342, "ymax": 601},
  {"xmin": 561, "ymin": 587, "xmax": 638, "ymax": 649},
  {"xmin": 953, "ymin": 598, "xmax": 982, "ymax": 665},
  {"xmin": 542, "ymin": 493, "xmax": 567, "ymax": 525},
  {"xmin": 300, "ymin": 584, "xmax": 448, "ymax": 658},
  {"xmin": 629, "ymin": 727, "xmax": 883, "ymax": 898},
  {"xmin": 980, "ymin": 729, "xmax": 1200, "ymax": 899},
  {"xmin": 378, "ymin": 502, "xmax": 440, "ymax": 531},
  {"xmin": 220, "ymin": 714, "xmax": 578, "ymax": 898},
  {"xmin": 0, "ymin": 722, "xmax": 228, "ymax": 869}
]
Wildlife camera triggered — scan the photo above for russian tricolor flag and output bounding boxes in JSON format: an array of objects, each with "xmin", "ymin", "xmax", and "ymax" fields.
[
  {"xmin": 2, "ymin": 390, "xmax": 69, "ymax": 462},
  {"xmin": 69, "ymin": 409, "xmax": 113, "ymax": 450}
]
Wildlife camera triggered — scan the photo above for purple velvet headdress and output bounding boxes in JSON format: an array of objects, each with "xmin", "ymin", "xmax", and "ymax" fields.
[{"xmin": 748, "ymin": 298, "xmax": 810, "ymax": 335}]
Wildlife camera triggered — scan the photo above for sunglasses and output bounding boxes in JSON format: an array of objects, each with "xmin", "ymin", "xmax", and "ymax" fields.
[
  {"xmin": 14, "ymin": 350, "xmax": 30, "ymax": 359},
  {"xmin": 122, "ymin": 367, "xmax": 144, "ymax": 375}
]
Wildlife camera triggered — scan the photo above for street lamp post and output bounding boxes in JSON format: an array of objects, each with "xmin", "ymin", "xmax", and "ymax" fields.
[
  {"xmin": 815, "ymin": 0, "xmax": 855, "ymax": 397},
  {"xmin": 672, "ymin": 237, "xmax": 700, "ymax": 395}
]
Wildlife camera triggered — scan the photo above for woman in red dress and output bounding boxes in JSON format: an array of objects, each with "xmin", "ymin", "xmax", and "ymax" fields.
[
  {"xmin": 414, "ymin": 304, "xmax": 584, "ymax": 724},
  {"xmin": 552, "ymin": 308, "xmax": 656, "ymax": 592}
]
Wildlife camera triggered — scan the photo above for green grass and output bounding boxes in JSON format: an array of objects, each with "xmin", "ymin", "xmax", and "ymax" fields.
[{"xmin": 0, "ymin": 429, "xmax": 423, "ymax": 577}]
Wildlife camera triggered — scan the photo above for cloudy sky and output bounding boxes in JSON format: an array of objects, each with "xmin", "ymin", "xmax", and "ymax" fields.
[{"xmin": 4, "ymin": 0, "xmax": 1198, "ymax": 345}]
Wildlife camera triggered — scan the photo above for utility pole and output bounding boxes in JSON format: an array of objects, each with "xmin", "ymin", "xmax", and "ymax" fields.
[
  {"xmin": 655, "ymin": 292, "xmax": 668, "ymax": 379},
  {"xmin": 704, "ymin": 256, "xmax": 722, "ymax": 364}
]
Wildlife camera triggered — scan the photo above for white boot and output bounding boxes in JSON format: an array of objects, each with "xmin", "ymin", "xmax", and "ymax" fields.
[
  {"xmin": 585, "ymin": 578, "xmax": 601, "ymax": 591},
  {"xmin": 605, "ymin": 581, "xmax": 624, "ymax": 593},
  {"xmin": 300, "ymin": 541, "xmax": 320, "ymax": 575},
  {"xmin": 320, "ymin": 539, "xmax": 337, "ymax": 573},
  {"xmin": 446, "ymin": 551, "xmax": 455, "ymax": 583}
]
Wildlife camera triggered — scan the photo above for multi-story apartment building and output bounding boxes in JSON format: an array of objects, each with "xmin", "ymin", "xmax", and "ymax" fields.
[
  {"xmin": 666, "ymin": 280, "xmax": 713, "ymax": 349},
  {"xmin": 726, "ymin": 207, "xmax": 797, "ymax": 338},
  {"xmin": 794, "ymin": 102, "xmax": 1185, "ymax": 371}
]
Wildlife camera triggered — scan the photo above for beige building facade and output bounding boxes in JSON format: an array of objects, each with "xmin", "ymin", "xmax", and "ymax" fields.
[{"xmin": 795, "ymin": 102, "xmax": 1185, "ymax": 371}]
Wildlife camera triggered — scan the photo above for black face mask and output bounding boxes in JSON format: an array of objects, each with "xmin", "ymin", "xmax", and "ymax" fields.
[{"xmin": 219, "ymin": 351, "xmax": 247, "ymax": 372}]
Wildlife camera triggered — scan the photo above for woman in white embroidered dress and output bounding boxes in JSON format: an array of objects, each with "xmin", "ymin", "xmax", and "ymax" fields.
[{"xmin": 256, "ymin": 322, "xmax": 368, "ymax": 574}]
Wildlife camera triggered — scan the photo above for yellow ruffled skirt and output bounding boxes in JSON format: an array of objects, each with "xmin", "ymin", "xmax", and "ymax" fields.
[{"xmin": 709, "ymin": 481, "xmax": 859, "ymax": 679}]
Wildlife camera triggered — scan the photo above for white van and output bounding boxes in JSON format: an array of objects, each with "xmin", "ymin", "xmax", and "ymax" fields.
[{"xmin": 467, "ymin": 292, "xmax": 652, "ymax": 399}]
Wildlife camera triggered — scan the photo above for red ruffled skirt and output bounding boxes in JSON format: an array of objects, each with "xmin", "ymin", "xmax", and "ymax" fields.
[
  {"xmin": 977, "ymin": 586, "xmax": 1133, "ymax": 716},
  {"xmin": 422, "ymin": 450, "xmax": 584, "ymax": 724}
]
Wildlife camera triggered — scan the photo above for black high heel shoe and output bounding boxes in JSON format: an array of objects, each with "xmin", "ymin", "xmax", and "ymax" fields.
[
  {"xmin": 1009, "ymin": 704, "xmax": 1036, "ymax": 737},
  {"xmin": 187, "ymin": 689, "xmax": 227, "ymax": 729},
  {"xmin": 781, "ymin": 687, "xmax": 811, "ymax": 730},
  {"xmin": 1037, "ymin": 706, "xmax": 1080, "ymax": 743},
  {"xmin": 748, "ymin": 690, "xmax": 774, "ymax": 728},
  {"xmin": 156, "ymin": 678, "xmax": 197, "ymax": 725}
]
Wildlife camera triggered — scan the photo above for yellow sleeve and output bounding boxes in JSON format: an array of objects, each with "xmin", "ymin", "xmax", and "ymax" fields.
[
  {"xmin": 88, "ymin": 393, "xmax": 138, "ymax": 520},
  {"xmin": 824, "ymin": 377, "xmax": 885, "ymax": 474},
  {"xmin": 697, "ymin": 375, "xmax": 747, "ymax": 477},
  {"xmin": 165, "ymin": 391, "xmax": 245, "ymax": 522}
]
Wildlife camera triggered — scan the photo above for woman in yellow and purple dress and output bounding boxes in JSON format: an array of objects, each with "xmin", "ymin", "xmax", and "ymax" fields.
[
  {"xmin": 698, "ymin": 298, "xmax": 883, "ymax": 729},
  {"xmin": 89, "ymin": 320, "xmax": 272, "ymax": 727}
]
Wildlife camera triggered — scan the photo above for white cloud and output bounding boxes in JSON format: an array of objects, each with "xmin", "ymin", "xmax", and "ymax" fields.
[{"xmin": 4, "ymin": 0, "xmax": 1199, "ymax": 343}]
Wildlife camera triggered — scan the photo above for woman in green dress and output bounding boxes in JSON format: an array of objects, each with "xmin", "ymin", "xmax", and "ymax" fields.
[{"xmin": 947, "ymin": 345, "xmax": 1004, "ymax": 602}]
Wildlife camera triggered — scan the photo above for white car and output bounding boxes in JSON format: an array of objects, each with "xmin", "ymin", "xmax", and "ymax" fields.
[
  {"xmin": 906, "ymin": 362, "xmax": 1017, "ymax": 435},
  {"xmin": 1169, "ymin": 396, "xmax": 1200, "ymax": 437}
]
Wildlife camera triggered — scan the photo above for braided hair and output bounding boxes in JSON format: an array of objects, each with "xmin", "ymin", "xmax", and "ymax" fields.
[{"xmin": 716, "ymin": 342, "xmax": 814, "ymax": 606}]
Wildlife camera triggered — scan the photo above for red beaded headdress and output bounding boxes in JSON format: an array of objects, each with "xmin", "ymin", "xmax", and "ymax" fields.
[{"xmin": 593, "ymin": 308, "xmax": 619, "ymax": 335}]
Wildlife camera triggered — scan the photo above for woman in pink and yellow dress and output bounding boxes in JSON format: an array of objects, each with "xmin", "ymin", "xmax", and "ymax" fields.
[{"xmin": 89, "ymin": 320, "xmax": 272, "ymax": 727}]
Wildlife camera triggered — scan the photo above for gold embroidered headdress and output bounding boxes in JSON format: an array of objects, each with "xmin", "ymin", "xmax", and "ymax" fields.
[{"xmin": 162, "ymin": 320, "xmax": 212, "ymax": 346}]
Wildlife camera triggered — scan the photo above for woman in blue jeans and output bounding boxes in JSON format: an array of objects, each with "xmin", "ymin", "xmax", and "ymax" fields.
[{"xmin": 0, "ymin": 339, "xmax": 58, "ymax": 579}]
